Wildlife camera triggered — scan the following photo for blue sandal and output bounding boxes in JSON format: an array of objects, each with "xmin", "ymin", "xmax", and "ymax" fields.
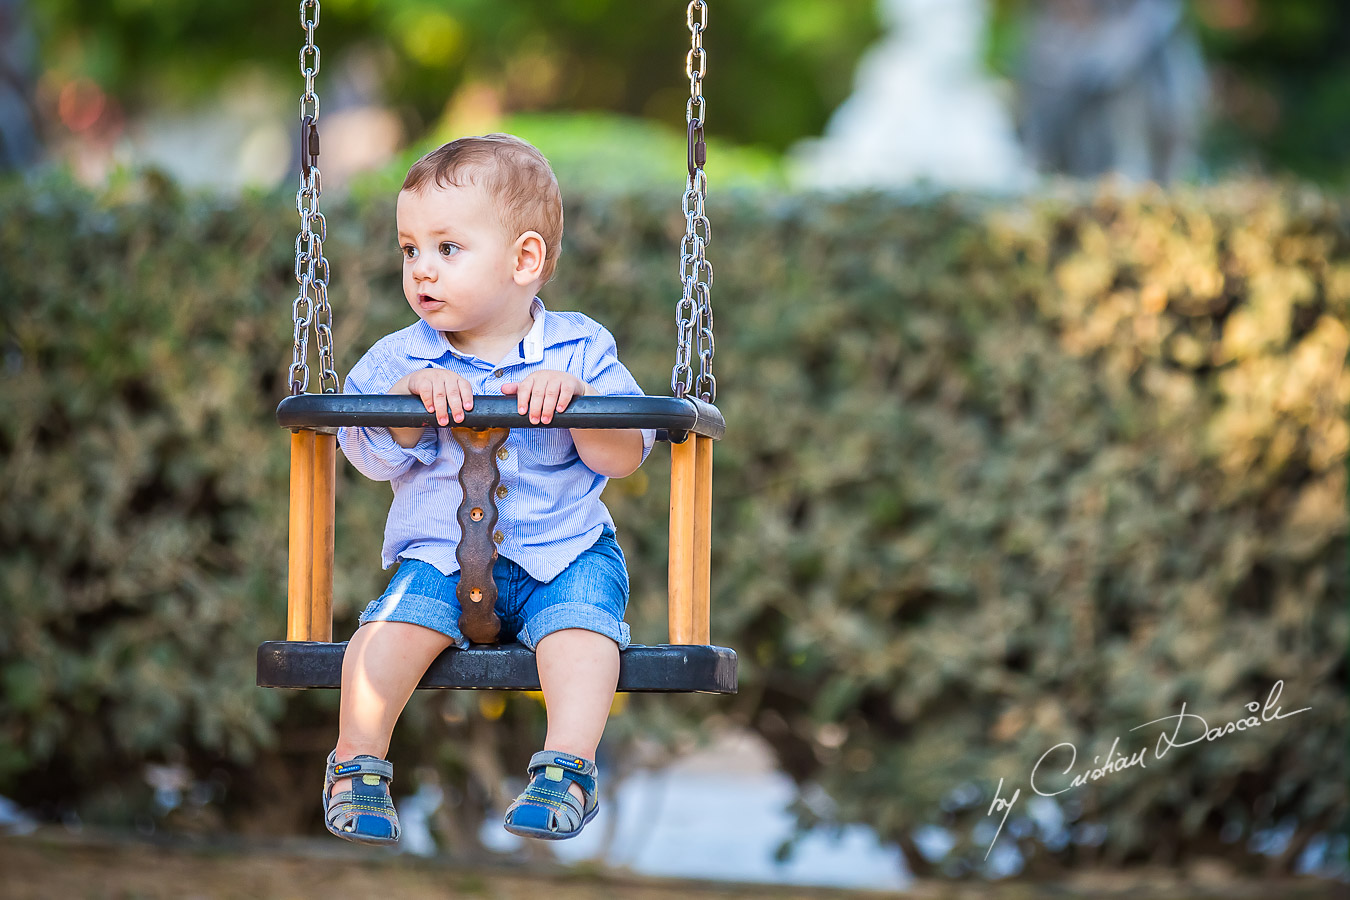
[
  {"xmin": 503, "ymin": 751, "xmax": 599, "ymax": 840},
  {"xmin": 322, "ymin": 750, "xmax": 401, "ymax": 845}
]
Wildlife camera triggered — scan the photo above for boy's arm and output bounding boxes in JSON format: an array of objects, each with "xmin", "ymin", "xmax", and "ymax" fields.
[
  {"xmin": 501, "ymin": 371, "xmax": 646, "ymax": 478},
  {"xmin": 383, "ymin": 369, "xmax": 466, "ymax": 446},
  {"xmin": 500, "ymin": 322, "xmax": 655, "ymax": 478},
  {"xmin": 337, "ymin": 355, "xmax": 439, "ymax": 481},
  {"xmin": 572, "ymin": 323, "xmax": 655, "ymax": 476},
  {"xmin": 385, "ymin": 371, "xmax": 425, "ymax": 448},
  {"xmin": 569, "ymin": 383, "xmax": 645, "ymax": 478}
]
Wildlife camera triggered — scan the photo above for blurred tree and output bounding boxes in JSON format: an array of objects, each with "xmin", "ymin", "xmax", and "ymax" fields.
[
  {"xmin": 26, "ymin": 0, "xmax": 879, "ymax": 155},
  {"xmin": 1191, "ymin": 0, "xmax": 1350, "ymax": 185}
]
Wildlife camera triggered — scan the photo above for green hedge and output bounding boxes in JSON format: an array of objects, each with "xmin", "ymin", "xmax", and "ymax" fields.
[{"xmin": 0, "ymin": 172, "xmax": 1345, "ymax": 874}]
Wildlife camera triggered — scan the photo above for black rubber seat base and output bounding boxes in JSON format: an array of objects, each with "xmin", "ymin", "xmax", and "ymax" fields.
[{"xmin": 257, "ymin": 641, "xmax": 737, "ymax": 693}]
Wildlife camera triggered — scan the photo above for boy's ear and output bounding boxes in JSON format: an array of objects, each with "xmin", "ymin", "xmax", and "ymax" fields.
[{"xmin": 513, "ymin": 231, "xmax": 546, "ymax": 285}]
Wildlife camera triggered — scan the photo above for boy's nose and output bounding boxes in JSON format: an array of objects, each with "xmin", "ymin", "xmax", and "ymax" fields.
[{"xmin": 412, "ymin": 257, "xmax": 437, "ymax": 280}]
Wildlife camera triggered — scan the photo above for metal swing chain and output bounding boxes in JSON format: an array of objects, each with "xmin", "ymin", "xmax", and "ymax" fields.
[
  {"xmin": 290, "ymin": 0, "xmax": 339, "ymax": 395},
  {"xmin": 673, "ymin": 0, "xmax": 716, "ymax": 403}
]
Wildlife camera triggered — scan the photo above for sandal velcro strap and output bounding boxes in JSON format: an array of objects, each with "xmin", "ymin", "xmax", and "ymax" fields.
[
  {"xmin": 329, "ymin": 754, "xmax": 394, "ymax": 784},
  {"xmin": 527, "ymin": 751, "xmax": 595, "ymax": 777}
]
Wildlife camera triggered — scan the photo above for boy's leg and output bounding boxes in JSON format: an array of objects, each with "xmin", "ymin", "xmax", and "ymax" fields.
[
  {"xmin": 535, "ymin": 627, "xmax": 620, "ymax": 805},
  {"xmin": 329, "ymin": 620, "xmax": 455, "ymax": 796}
]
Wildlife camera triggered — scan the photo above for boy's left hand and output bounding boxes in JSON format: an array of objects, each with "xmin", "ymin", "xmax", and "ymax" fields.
[{"xmin": 501, "ymin": 370, "xmax": 590, "ymax": 424}]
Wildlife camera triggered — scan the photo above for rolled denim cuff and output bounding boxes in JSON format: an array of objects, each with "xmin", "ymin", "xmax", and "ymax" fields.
[{"xmin": 517, "ymin": 600, "xmax": 631, "ymax": 652}]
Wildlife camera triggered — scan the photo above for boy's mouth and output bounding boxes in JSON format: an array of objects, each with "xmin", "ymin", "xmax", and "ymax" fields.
[{"xmin": 417, "ymin": 293, "xmax": 443, "ymax": 308}]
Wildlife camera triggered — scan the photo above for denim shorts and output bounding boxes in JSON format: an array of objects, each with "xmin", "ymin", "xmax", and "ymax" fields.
[{"xmin": 357, "ymin": 526, "xmax": 631, "ymax": 651}]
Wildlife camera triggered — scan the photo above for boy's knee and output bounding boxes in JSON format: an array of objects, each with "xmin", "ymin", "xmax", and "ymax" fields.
[{"xmin": 536, "ymin": 627, "xmax": 619, "ymax": 648}]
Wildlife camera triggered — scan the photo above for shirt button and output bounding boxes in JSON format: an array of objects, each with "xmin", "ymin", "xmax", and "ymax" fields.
[
  {"xmin": 497, "ymin": 447, "xmax": 509, "ymax": 461},
  {"xmin": 493, "ymin": 530, "xmax": 504, "ymax": 544},
  {"xmin": 496, "ymin": 484, "xmax": 508, "ymax": 499},
  {"xmin": 492, "ymin": 369, "xmax": 504, "ymax": 378}
]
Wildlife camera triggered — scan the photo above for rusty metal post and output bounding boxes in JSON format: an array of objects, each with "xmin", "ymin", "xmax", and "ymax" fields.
[{"xmin": 452, "ymin": 427, "xmax": 510, "ymax": 644}]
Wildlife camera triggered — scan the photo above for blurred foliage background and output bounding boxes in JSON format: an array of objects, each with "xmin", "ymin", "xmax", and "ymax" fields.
[
  {"xmin": 0, "ymin": 174, "xmax": 1345, "ymax": 878},
  {"xmin": 26, "ymin": 0, "xmax": 877, "ymax": 157},
  {"xmin": 2, "ymin": 0, "xmax": 1349, "ymax": 890},
  {"xmin": 15, "ymin": 0, "xmax": 1350, "ymax": 185}
]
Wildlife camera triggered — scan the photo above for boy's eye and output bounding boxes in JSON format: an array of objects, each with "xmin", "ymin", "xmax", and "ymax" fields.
[
  {"xmin": 439, "ymin": 242, "xmax": 460, "ymax": 257},
  {"xmin": 401, "ymin": 245, "xmax": 417, "ymax": 260}
]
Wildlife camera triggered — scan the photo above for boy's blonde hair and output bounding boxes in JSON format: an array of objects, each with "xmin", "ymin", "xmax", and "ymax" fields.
[{"xmin": 402, "ymin": 134, "xmax": 564, "ymax": 283}]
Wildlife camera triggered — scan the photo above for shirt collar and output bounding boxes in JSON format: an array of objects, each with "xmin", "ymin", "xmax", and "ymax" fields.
[
  {"xmin": 518, "ymin": 298, "xmax": 547, "ymax": 363},
  {"xmin": 406, "ymin": 298, "xmax": 588, "ymax": 364},
  {"xmin": 406, "ymin": 318, "xmax": 452, "ymax": 360}
]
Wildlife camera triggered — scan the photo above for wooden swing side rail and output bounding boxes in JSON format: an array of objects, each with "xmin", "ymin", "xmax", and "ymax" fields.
[
  {"xmin": 287, "ymin": 429, "xmax": 336, "ymax": 642},
  {"xmin": 282, "ymin": 395, "xmax": 722, "ymax": 647}
]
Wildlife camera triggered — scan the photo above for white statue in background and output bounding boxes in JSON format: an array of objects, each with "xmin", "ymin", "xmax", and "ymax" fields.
[{"xmin": 791, "ymin": 0, "xmax": 1032, "ymax": 192}]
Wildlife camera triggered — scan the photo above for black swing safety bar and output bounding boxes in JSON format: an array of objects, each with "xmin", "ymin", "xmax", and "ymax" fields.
[{"xmin": 275, "ymin": 393, "xmax": 726, "ymax": 443}]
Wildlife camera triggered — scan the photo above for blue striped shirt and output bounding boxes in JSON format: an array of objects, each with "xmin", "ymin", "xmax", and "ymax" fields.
[{"xmin": 337, "ymin": 299, "xmax": 655, "ymax": 582}]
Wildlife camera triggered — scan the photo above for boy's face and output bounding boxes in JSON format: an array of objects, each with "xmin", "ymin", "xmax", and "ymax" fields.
[{"xmin": 396, "ymin": 179, "xmax": 530, "ymax": 338}]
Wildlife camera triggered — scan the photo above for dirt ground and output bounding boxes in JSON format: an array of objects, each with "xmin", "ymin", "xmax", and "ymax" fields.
[{"xmin": 0, "ymin": 829, "xmax": 1344, "ymax": 900}]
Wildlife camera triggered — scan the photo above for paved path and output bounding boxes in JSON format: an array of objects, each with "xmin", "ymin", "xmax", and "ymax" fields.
[{"xmin": 0, "ymin": 830, "xmax": 1342, "ymax": 900}]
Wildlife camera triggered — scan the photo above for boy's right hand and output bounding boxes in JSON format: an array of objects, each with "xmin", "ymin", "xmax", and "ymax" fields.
[{"xmin": 393, "ymin": 368, "xmax": 474, "ymax": 426}]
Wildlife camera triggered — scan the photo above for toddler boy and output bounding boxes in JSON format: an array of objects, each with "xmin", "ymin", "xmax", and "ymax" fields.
[{"xmin": 320, "ymin": 134, "xmax": 653, "ymax": 844}]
